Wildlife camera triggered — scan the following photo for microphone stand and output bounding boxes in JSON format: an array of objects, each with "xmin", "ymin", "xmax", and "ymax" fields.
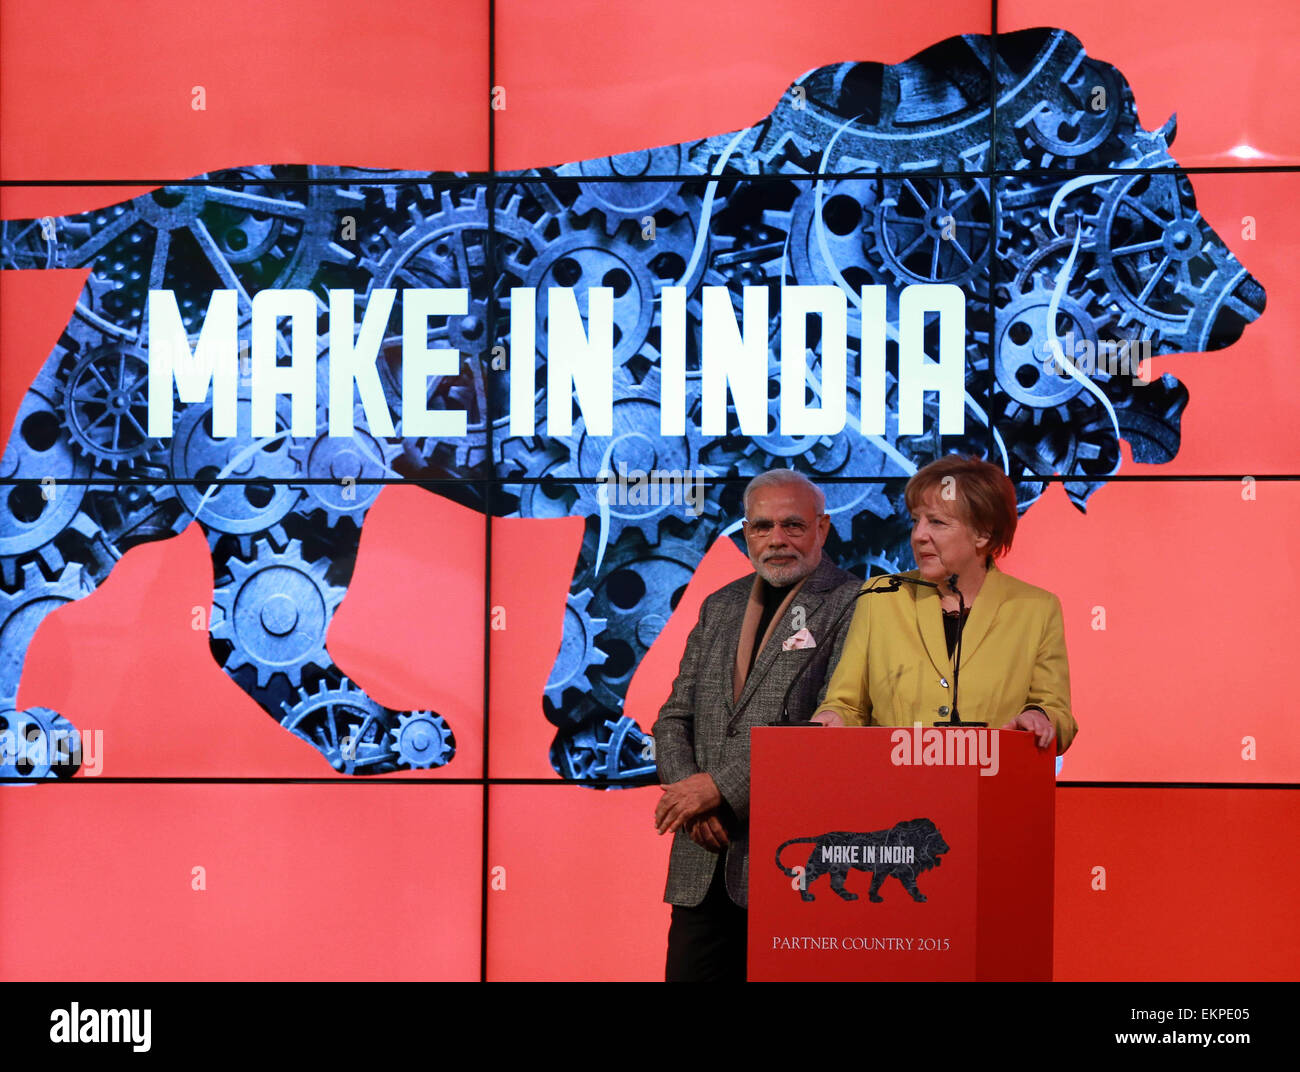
[{"xmin": 934, "ymin": 572, "xmax": 987, "ymax": 728}]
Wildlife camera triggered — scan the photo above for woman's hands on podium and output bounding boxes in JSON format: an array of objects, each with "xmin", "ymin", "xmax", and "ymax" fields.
[
  {"xmin": 1003, "ymin": 707, "xmax": 1056, "ymax": 749},
  {"xmin": 810, "ymin": 706, "xmax": 1057, "ymax": 748}
]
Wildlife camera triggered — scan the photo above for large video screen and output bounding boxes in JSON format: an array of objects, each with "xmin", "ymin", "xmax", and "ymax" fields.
[{"xmin": 1, "ymin": 0, "xmax": 1295, "ymax": 981}]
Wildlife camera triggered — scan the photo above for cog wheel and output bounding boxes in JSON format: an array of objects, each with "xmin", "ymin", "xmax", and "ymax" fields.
[
  {"xmin": 787, "ymin": 176, "xmax": 890, "ymax": 296},
  {"xmin": 0, "ymin": 563, "xmax": 93, "ymax": 703},
  {"xmin": 553, "ymin": 728, "xmax": 600, "ymax": 781},
  {"xmin": 1005, "ymin": 214, "xmax": 1103, "ymax": 297},
  {"xmin": 497, "ymin": 437, "xmax": 579, "ymax": 519},
  {"xmin": 0, "ymin": 386, "xmax": 91, "ymax": 586},
  {"xmin": 557, "ymin": 367, "xmax": 715, "ymax": 546},
  {"xmin": 359, "ymin": 186, "xmax": 544, "ymax": 469},
  {"xmin": 994, "ymin": 287, "xmax": 1096, "ymax": 417},
  {"xmin": 210, "ymin": 538, "xmax": 345, "ymax": 688},
  {"xmin": 77, "ymin": 476, "xmax": 184, "ymax": 564},
  {"xmin": 1086, "ymin": 172, "xmax": 1214, "ymax": 336},
  {"xmin": 830, "ymin": 543, "xmax": 908, "ymax": 581},
  {"xmin": 1023, "ymin": 58, "xmax": 1124, "ymax": 162},
  {"xmin": 58, "ymin": 342, "xmax": 159, "ymax": 470},
  {"xmin": 523, "ymin": 211, "xmax": 690, "ymax": 369},
  {"xmin": 550, "ymin": 712, "xmax": 656, "ymax": 786},
  {"xmin": 563, "ymin": 147, "xmax": 691, "ymax": 233},
  {"xmin": 803, "ymin": 408, "xmax": 897, "ymax": 540},
  {"xmin": 391, "ymin": 710, "xmax": 455, "ymax": 769},
  {"xmin": 289, "ymin": 406, "xmax": 400, "ymax": 527},
  {"xmin": 596, "ymin": 713, "xmax": 657, "ymax": 781},
  {"xmin": 569, "ymin": 520, "xmax": 718, "ymax": 715},
  {"xmin": 866, "ymin": 177, "xmax": 993, "ymax": 288},
  {"xmin": 279, "ymin": 677, "xmax": 393, "ymax": 774},
  {"xmin": 62, "ymin": 165, "xmax": 364, "ymax": 342},
  {"xmin": 0, "ymin": 706, "xmax": 81, "ymax": 781},
  {"xmin": 752, "ymin": 55, "xmax": 995, "ymax": 174},
  {"xmin": 1076, "ymin": 169, "xmax": 1267, "ymax": 358},
  {"xmin": 544, "ymin": 588, "xmax": 609, "ymax": 707},
  {"xmin": 171, "ymin": 393, "xmax": 303, "ymax": 550},
  {"xmin": 699, "ymin": 180, "xmax": 786, "ymax": 303},
  {"xmin": 1001, "ymin": 405, "xmax": 1094, "ymax": 478},
  {"xmin": 1177, "ymin": 254, "xmax": 1267, "ymax": 355},
  {"xmin": 0, "ymin": 217, "xmax": 65, "ymax": 270}
]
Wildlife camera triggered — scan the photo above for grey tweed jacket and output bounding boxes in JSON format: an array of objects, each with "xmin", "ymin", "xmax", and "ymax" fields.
[{"xmin": 653, "ymin": 554, "xmax": 861, "ymax": 908}]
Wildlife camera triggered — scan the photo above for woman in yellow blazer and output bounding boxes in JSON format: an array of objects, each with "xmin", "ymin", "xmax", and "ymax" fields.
[{"xmin": 814, "ymin": 455, "xmax": 1077, "ymax": 754}]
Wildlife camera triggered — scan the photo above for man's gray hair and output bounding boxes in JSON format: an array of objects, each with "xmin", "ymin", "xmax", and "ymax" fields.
[{"xmin": 742, "ymin": 469, "xmax": 826, "ymax": 516}]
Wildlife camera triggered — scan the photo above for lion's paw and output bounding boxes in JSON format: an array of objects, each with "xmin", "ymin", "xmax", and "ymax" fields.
[{"xmin": 0, "ymin": 707, "xmax": 83, "ymax": 782}]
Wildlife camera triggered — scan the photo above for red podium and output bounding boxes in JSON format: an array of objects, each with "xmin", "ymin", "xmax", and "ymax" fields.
[{"xmin": 748, "ymin": 725, "xmax": 1056, "ymax": 981}]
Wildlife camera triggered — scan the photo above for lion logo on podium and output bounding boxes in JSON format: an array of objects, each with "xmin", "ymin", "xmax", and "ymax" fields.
[{"xmin": 776, "ymin": 818, "xmax": 951, "ymax": 903}]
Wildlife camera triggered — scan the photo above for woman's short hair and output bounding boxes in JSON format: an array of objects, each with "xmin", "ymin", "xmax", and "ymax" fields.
[{"xmin": 904, "ymin": 455, "xmax": 1019, "ymax": 560}]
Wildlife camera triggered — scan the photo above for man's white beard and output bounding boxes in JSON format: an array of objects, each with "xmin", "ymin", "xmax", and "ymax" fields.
[{"xmin": 755, "ymin": 552, "xmax": 815, "ymax": 587}]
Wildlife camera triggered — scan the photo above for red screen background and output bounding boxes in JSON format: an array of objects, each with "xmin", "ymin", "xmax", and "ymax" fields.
[{"xmin": 0, "ymin": 0, "xmax": 1295, "ymax": 980}]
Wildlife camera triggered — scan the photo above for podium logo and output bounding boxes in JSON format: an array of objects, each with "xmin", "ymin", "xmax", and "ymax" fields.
[
  {"xmin": 890, "ymin": 722, "xmax": 998, "ymax": 776},
  {"xmin": 775, "ymin": 819, "xmax": 949, "ymax": 903}
]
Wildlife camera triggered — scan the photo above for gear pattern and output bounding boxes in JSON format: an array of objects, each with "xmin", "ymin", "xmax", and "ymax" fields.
[
  {"xmin": 210, "ymin": 538, "xmax": 345, "ymax": 688},
  {"xmin": 0, "ymin": 28, "xmax": 1265, "ymax": 787},
  {"xmin": 290, "ymin": 406, "xmax": 401, "ymax": 526},
  {"xmin": 0, "ymin": 706, "xmax": 82, "ymax": 781},
  {"xmin": 0, "ymin": 565, "xmax": 91, "ymax": 781},
  {"xmin": 278, "ymin": 677, "xmax": 453, "ymax": 776},
  {"xmin": 392, "ymin": 710, "xmax": 455, "ymax": 769}
]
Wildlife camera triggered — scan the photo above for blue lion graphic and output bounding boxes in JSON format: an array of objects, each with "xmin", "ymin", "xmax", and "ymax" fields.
[{"xmin": 0, "ymin": 28, "xmax": 1265, "ymax": 783}]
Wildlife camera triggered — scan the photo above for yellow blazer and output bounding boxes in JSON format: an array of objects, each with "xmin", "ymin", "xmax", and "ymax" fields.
[{"xmin": 818, "ymin": 562, "xmax": 1077, "ymax": 753}]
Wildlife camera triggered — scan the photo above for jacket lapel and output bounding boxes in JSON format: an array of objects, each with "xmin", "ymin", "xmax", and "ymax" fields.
[
  {"xmin": 733, "ymin": 557, "xmax": 833, "ymax": 714},
  {"xmin": 952, "ymin": 562, "xmax": 1007, "ymax": 668},
  {"xmin": 914, "ymin": 579, "xmax": 951, "ymax": 679},
  {"xmin": 731, "ymin": 577, "xmax": 766, "ymax": 705},
  {"xmin": 913, "ymin": 562, "xmax": 1009, "ymax": 677},
  {"xmin": 713, "ymin": 583, "xmax": 753, "ymax": 716}
]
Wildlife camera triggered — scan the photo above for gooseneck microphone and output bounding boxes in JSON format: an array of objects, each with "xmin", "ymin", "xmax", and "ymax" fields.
[{"xmin": 936, "ymin": 571, "xmax": 987, "ymax": 728}]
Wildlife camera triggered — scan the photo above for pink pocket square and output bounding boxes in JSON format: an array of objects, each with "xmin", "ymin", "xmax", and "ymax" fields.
[{"xmin": 782, "ymin": 628, "xmax": 816, "ymax": 650}]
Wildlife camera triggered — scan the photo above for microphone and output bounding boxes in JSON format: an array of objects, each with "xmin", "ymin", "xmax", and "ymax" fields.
[
  {"xmin": 936, "ymin": 570, "xmax": 986, "ymax": 728},
  {"xmin": 771, "ymin": 573, "xmax": 939, "ymax": 727}
]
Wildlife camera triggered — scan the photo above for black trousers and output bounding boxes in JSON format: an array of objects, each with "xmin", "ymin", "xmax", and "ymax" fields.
[{"xmin": 665, "ymin": 855, "xmax": 747, "ymax": 982}]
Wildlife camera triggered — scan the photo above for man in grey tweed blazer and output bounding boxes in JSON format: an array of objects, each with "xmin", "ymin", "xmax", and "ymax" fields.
[{"xmin": 652, "ymin": 470, "xmax": 861, "ymax": 981}]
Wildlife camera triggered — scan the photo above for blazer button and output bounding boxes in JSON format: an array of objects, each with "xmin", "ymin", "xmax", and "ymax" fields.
[
  {"xmin": 939, "ymin": 678, "xmax": 949, "ymax": 688},
  {"xmin": 938, "ymin": 705, "xmax": 950, "ymax": 716},
  {"xmin": 726, "ymin": 726, "xmax": 738, "ymax": 737}
]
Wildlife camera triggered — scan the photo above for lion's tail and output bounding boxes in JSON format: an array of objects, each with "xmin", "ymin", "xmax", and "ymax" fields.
[
  {"xmin": 0, "ymin": 213, "xmax": 67, "ymax": 271},
  {"xmin": 774, "ymin": 836, "xmax": 820, "ymax": 876}
]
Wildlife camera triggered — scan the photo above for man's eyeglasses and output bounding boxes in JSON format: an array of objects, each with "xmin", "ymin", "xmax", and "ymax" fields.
[{"xmin": 742, "ymin": 515, "xmax": 822, "ymax": 539}]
